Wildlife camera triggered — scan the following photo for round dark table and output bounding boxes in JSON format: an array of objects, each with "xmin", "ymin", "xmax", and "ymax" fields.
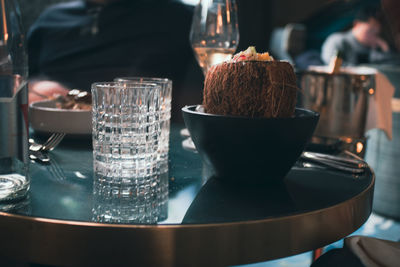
[{"xmin": 0, "ymin": 125, "xmax": 374, "ymax": 267}]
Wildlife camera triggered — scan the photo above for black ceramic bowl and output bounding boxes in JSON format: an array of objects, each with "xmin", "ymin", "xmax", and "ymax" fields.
[{"xmin": 182, "ymin": 105, "xmax": 319, "ymax": 184}]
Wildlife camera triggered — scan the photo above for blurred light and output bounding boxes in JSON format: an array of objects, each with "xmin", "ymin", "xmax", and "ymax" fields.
[
  {"xmin": 74, "ymin": 171, "xmax": 87, "ymax": 179},
  {"xmin": 368, "ymin": 88, "xmax": 375, "ymax": 95},
  {"xmin": 216, "ymin": 5, "xmax": 223, "ymax": 34},
  {"xmin": 344, "ymin": 137, "xmax": 353, "ymax": 143},
  {"xmin": 61, "ymin": 196, "xmax": 79, "ymax": 209},
  {"xmin": 356, "ymin": 142, "xmax": 364, "ymax": 154},
  {"xmin": 226, "ymin": 0, "xmax": 231, "ymax": 24},
  {"xmin": 181, "ymin": 0, "xmax": 199, "ymax": 5}
]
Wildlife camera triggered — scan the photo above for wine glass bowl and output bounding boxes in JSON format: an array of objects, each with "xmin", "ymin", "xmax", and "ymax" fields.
[{"xmin": 190, "ymin": 0, "xmax": 239, "ymax": 76}]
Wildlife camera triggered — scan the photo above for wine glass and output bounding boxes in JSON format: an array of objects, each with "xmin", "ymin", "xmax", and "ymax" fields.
[{"xmin": 190, "ymin": 0, "xmax": 239, "ymax": 76}]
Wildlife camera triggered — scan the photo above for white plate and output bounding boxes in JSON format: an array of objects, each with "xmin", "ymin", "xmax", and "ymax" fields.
[{"xmin": 29, "ymin": 99, "xmax": 91, "ymax": 135}]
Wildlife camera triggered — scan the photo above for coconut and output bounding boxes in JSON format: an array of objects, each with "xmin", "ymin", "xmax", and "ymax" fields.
[{"xmin": 203, "ymin": 51, "xmax": 298, "ymax": 118}]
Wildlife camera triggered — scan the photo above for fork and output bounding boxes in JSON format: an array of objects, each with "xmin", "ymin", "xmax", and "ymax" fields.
[{"xmin": 29, "ymin": 132, "xmax": 66, "ymax": 152}]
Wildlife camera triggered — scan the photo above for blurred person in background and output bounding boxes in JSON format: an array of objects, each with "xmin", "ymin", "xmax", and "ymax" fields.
[
  {"xmin": 311, "ymin": 1, "xmax": 400, "ymax": 266},
  {"xmin": 321, "ymin": 5, "xmax": 390, "ymax": 65},
  {"xmin": 27, "ymin": 0, "xmax": 203, "ymax": 121}
]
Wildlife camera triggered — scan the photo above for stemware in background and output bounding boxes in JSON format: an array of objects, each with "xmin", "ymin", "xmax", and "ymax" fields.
[{"xmin": 190, "ymin": 0, "xmax": 239, "ymax": 76}]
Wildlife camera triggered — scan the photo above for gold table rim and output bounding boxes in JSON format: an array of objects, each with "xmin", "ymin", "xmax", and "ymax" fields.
[{"xmin": 0, "ymin": 171, "xmax": 375, "ymax": 267}]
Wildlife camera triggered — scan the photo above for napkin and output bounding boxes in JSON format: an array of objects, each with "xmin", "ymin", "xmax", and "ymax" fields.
[
  {"xmin": 365, "ymin": 71, "xmax": 395, "ymax": 140},
  {"xmin": 345, "ymin": 236, "xmax": 400, "ymax": 267}
]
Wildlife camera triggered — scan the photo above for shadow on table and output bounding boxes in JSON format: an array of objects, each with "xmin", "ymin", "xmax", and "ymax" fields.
[
  {"xmin": 182, "ymin": 177, "xmax": 296, "ymax": 224},
  {"xmin": 182, "ymin": 167, "xmax": 373, "ymax": 224}
]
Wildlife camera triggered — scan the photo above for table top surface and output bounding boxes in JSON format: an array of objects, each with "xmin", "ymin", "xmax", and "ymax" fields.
[
  {"xmin": 2, "ymin": 125, "xmax": 372, "ymax": 225},
  {"xmin": 0, "ymin": 124, "xmax": 374, "ymax": 266}
]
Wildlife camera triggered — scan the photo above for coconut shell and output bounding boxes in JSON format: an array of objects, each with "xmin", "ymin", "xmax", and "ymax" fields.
[{"xmin": 203, "ymin": 60, "xmax": 298, "ymax": 118}]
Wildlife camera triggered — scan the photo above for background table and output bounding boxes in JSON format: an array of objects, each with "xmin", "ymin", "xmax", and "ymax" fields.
[{"xmin": 0, "ymin": 125, "xmax": 374, "ymax": 267}]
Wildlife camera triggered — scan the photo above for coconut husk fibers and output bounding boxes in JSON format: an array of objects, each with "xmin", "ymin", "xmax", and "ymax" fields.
[{"xmin": 203, "ymin": 61, "xmax": 298, "ymax": 118}]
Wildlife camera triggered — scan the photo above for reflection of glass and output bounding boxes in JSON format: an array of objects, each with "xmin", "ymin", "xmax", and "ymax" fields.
[
  {"xmin": 190, "ymin": 0, "xmax": 239, "ymax": 76},
  {"xmin": 92, "ymin": 173, "xmax": 168, "ymax": 224},
  {"xmin": 0, "ymin": 193, "xmax": 31, "ymax": 213}
]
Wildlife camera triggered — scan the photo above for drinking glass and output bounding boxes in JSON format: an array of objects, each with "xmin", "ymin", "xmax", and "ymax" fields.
[
  {"xmin": 190, "ymin": 0, "xmax": 239, "ymax": 76},
  {"xmin": 114, "ymin": 77, "xmax": 172, "ymax": 176},
  {"xmin": 91, "ymin": 82, "xmax": 161, "ymax": 197}
]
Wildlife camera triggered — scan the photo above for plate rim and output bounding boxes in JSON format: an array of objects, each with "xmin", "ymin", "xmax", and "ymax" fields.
[{"xmin": 29, "ymin": 99, "xmax": 91, "ymax": 114}]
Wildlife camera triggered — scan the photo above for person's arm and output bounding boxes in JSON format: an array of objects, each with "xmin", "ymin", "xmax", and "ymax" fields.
[
  {"xmin": 375, "ymin": 37, "xmax": 390, "ymax": 52},
  {"xmin": 28, "ymin": 80, "xmax": 70, "ymax": 103},
  {"xmin": 321, "ymin": 34, "xmax": 345, "ymax": 65},
  {"xmin": 27, "ymin": 10, "xmax": 70, "ymax": 103}
]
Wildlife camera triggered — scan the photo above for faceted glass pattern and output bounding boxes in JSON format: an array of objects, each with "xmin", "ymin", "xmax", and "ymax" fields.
[
  {"xmin": 114, "ymin": 77, "xmax": 172, "ymax": 175},
  {"xmin": 91, "ymin": 82, "xmax": 161, "ymax": 205}
]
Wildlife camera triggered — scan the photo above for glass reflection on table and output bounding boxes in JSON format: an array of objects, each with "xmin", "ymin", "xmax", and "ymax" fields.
[{"xmin": 92, "ymin": 171, "xmax": 169, "ymax": 224}]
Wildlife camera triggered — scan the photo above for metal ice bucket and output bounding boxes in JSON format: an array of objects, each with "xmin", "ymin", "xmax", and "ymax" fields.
[{"xmin": 297, "ymin": 66, "xmax": 376, "ymax": 154}]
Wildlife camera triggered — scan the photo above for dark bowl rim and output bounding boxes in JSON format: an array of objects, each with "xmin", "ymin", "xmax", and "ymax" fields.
[{"xmin": 182, "ymin": 105, "xmax": 319, "ymax": 120}]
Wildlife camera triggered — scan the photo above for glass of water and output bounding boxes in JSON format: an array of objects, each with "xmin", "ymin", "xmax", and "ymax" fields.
[
  {"xmin": 114, "ymin": 77, "xmax": 172, "ymax": 176},
  {"xmin": 91, "ymin": 82, "xmax": 161, "ymax": 198}
]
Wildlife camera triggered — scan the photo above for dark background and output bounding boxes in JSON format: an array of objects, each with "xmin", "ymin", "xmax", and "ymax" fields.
[
  {"xmin": 18, "ymin": 0, "xmax": 385, "ymax": 54},
  {"xmin": 18, "ymin": 0, "xmax": 329, "ymax": 34}
]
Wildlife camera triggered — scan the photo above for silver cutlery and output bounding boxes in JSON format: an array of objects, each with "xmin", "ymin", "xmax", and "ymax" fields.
[
  {"xmin": 302, "ymin": 151, "xmax": 368, "ymax": 168},
  {"xmin": 29, "ymin": 132, "xmax": 65, "ymax": 152},
  {"xmin": 29, "ymin": 132, "xmax": 65, "ymax": 164},
  {"xmin": 29, "ymin": 150, "xmax": 50, "ymax": 164},
  {"xmin": 300, "ymin": 151, "xmax": 367, "ymax": 174}
]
